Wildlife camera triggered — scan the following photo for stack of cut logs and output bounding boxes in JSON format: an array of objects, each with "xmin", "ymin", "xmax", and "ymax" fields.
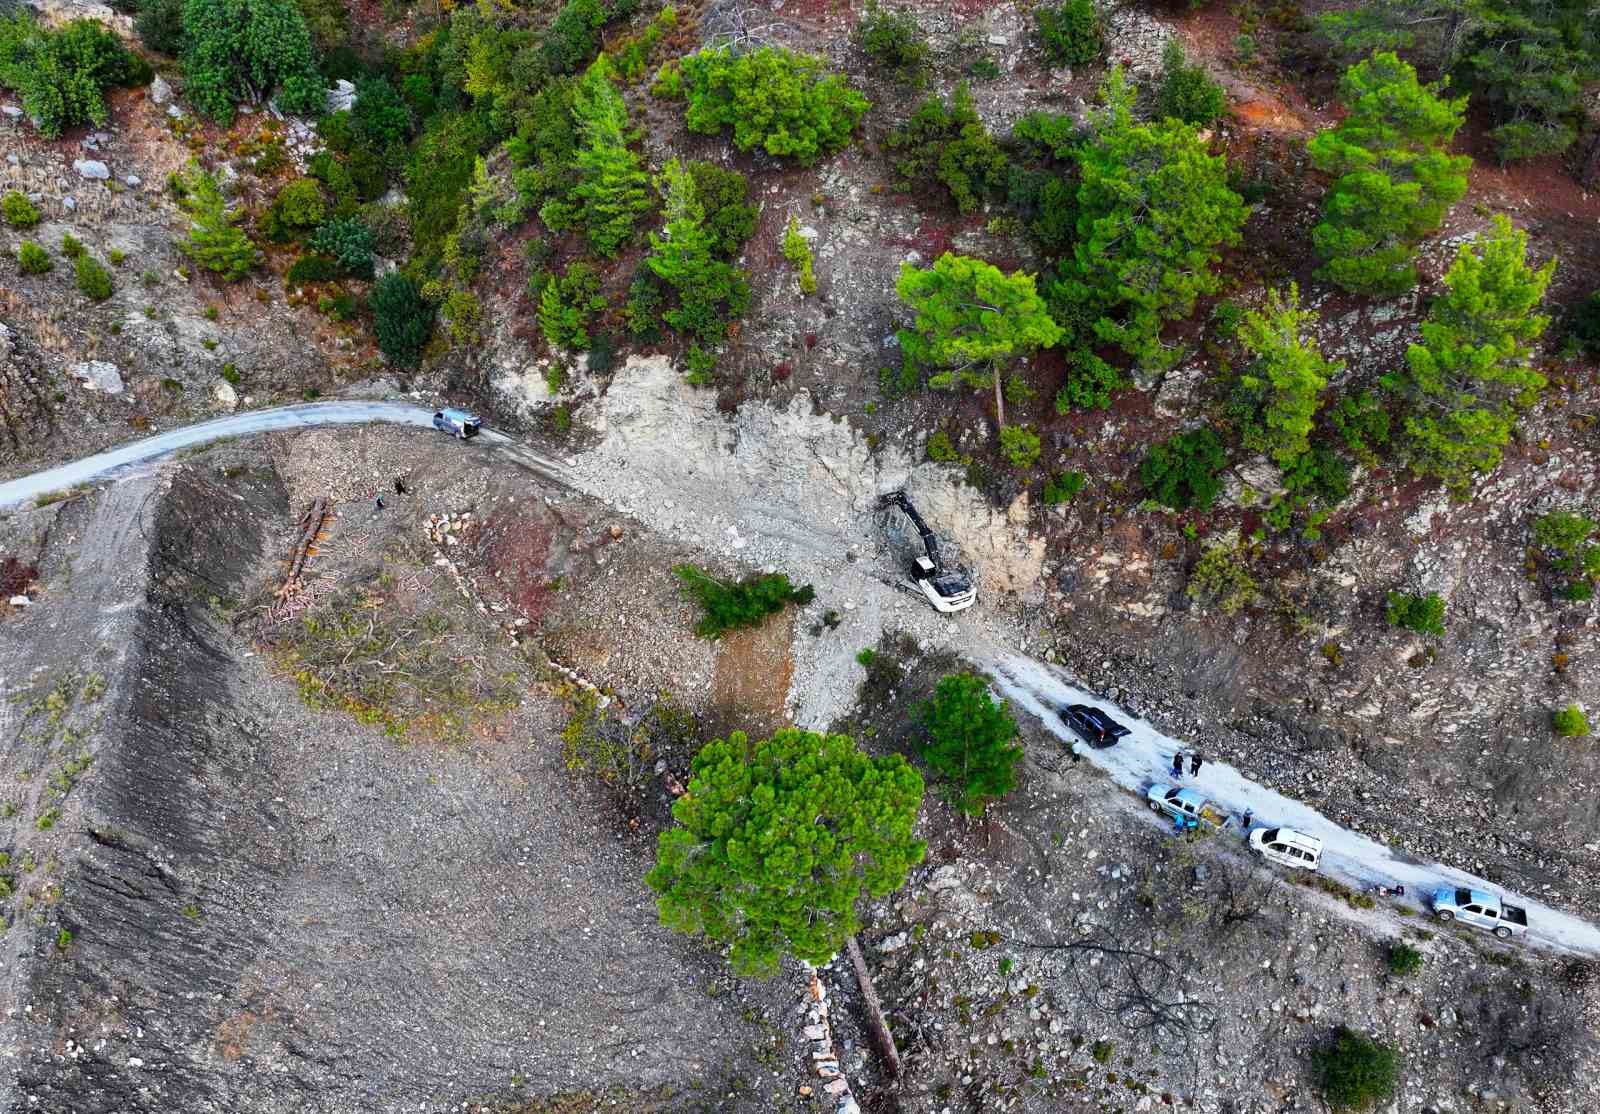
[{"xmin": 277, "ymin": 498, "xmax": 329, "ymax": 601}]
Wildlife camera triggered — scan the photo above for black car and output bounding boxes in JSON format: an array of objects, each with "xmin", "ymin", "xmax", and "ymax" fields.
[{"xmin": 1059, "ymin": 703, "xmax": 1130, "ymax": 749}]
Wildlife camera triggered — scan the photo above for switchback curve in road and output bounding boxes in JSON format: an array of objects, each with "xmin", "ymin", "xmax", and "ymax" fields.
[{"xmin": 0, "ymin": 402, "xmax": 567, "ymax": 511}]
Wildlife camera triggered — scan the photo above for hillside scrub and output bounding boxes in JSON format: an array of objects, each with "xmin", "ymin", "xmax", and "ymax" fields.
[
  {"xmin": 180, "ymin": 0, "xmax": 323, "ymax": 123},
  {"xmin": 0, "ymin": 11, "xmax": 150, "ymax": 139},
  {"xmin": 672, "ymin": 565, "xmax": 815, "ymax": 640},
  {"xmin": 886, "ymin": 83, "xmax": 1009, "ymax": 213}
]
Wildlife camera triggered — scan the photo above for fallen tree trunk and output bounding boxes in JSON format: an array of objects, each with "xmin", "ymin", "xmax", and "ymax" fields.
[{"xmin": 846, "ymin": 933, "xmax": 901, "ymax": 1080}]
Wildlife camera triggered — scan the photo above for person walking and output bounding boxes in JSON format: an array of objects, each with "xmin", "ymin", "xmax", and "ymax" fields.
[
  {"xmin": 375, "ymin": 494, "xmax": 385, "ymax": 512},
  {"xmin": 394, "ymin": 476, "xmax": 408, "ymax": 496},
  {"xmin": 1171, "ymin": 752, "xmax": 1185, "ymax": 778},
  {"xmin": 1189, "ymin": 752, "xmax": 1204, "ymax": 777}
]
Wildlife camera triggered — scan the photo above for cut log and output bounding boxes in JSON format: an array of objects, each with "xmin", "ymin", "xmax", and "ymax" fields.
[{"xmin": 845, "ymin": 933, "xmax": 901, "ymax": 1079}]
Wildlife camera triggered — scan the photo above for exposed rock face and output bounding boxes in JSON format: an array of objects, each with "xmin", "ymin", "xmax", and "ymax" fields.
[{"xmin": 67, "ymin": 359, "xmax": 124, "ymax": 394}]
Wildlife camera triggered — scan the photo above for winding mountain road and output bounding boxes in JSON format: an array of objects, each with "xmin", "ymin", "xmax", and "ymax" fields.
[
  {"xmin": 0, "ymin": 402, "xmax": 567, "ymax": 510},
  {"xmin": 5, "ymin": 400, "xmax": 1598, "ymax": 961}
]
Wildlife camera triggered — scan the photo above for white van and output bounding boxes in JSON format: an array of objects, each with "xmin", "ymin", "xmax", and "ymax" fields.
[{"xmin": 1249, "ymin": 826, "xmax": 1323, "ymax": 871}]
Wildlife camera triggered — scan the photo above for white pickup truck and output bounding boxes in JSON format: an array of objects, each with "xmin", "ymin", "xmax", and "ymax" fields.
[{"xmin": 1429, "ymin": 887, "xmax": 1528, "ymax": 940}]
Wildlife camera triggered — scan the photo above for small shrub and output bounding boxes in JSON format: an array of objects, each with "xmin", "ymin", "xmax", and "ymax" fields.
[
  {"xmin": 927, "ymin": 429, "xmax": 965, "ymax": 464},
  {"xmin": 1386, "ymin": 942, "xmax": 1423, "ymax": 976},
  {"xmin": 285, "ymin": 253, "xmax": 341, "ymax": 284},
  {"xmin": 855, "ymin": 1, "xmax": 929, "ymax": 81},
  {"xmin": 1311, "ymin": 1026, "xmax": 1400, "ymax": 1111},
  {"xmin": 0, "ymin": 12, "xmax": 147, "ymax": 138},
  {"xmin": 1569, "ymin": 290, "xmax": 1600, "ymax": 356},
  {"xmin": 1553, "ymin": 704, "xmax": 1591, "ymax": 738},
  {"xmin": 1054, "ymin": 351, "xmax": 1122, "ymax": 411},
  {"xmin": 177, "ymin": 162, "xmax": 257, "ymax": 280},
  {"xmin": 1385, "ymin": 591, "xmax": 1445, "ymax": 636},
  {"xmin": 17, "ymin": 241, "xmax": 51, "ymax": 274},
  {"xmin": 2, "ymin": 190, "xmax": 40, "ymax": 228},
  {"xmin": 74, "ymin": 254, "xmax": 113, "ymax": 300},
  {"xmin": 1042, "ymin": 470, "xmax": 1085, "ymax": 505},
  {"xmin": 309, "ymin": 217, "xmax": 375, "ymax": 277},
  {"xmin": 260, "ymin": 178, "xmax": 327, "ymax": 243},
  {"xmin": 684, "ymin": 343, "xmax": 717, "ymax": 387},
  {"xmin": 673, "ymin": 564, "xmax": 815, "ymax": 639},
  {"xmin": 1000, "ymin": 424, "xmax": 1041, "ymax": 469},
  {"xmin": 782, "ymin": 216, "xmax": 816, "ymax": 295},
  {"xmin": 1036, "ymin": 0, "xmax": 1101, "ymax": 67},
  {"xmin": 539, "ymin": 261, "xmax": 606, "ymax": 351},
  {"xmin": 1139, "ymin": 427, "xmax": 1226, "ymax": 511},
  {"xmin": 1091, "ymin": 1039, "xmax": 1113, "ymax": 1063},
  {"xmin": 887, "ymin": 83, "xmax": 1008, "ymax": 214},
  {"xmin": 370, "ymin": 273, "xmax": 433, "ymax": 368},
  {"xmin": 1187, "ymin": 542, "xmax": 1258, "ymax": 614},
  {"xmin": 1329, "ymin": 390, "xmax": 1391, "ymax": 465},
  {"xmin": 220, "ymin": 362, "xmax": 241, "ymax": 385},
  {"xmin": 1156, "ymin": 41, "xmax": 1226, "ymax": 126},
  {"xmin": 135, "ymin": 0, "xmax": 184, "ymax": 55},
  {"xmin": 686, "ymin": 161, "xmax": 758, "ymax": 258}
]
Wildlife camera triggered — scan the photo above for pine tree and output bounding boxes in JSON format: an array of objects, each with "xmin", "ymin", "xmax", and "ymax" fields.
[
  {"xmin": 645, "ymin": 160, "xmax": 749, "ymax": 343},
  {"xmin": 1236, "ymin": 283, "xmax": 1344, "ymax": 467},
  {"xmin": 896, "ymin": 252, "xmax": 1062, "ymax": 429},
  {"xmin": 540, "ymin": 59, "xmax": 652, "ymax": 257},
  {"xmin": 177, "ymin": 162, "xmax": 258, "ymax": 281},
  {"xmin": 180, "ymin": 0, "xmax": 322, "ymax": 124},
  {"xmin": 646, "ymin": 728, "xmax": 926, "ymax": 977},
  {"xmin": 1383, "ymin": 215, "xmax": 1555, "ymax": 488},
  {"xmin": 1308, "ymin": 52, "xmax": 1470, "ymax": 295},
  {"xmin": 1051, "ymin": 67, "xmax": 1246, "ymax": 370},
  {"xmin": 917, "ymin": 673, "xmax": 1023, "ymax": 818}
]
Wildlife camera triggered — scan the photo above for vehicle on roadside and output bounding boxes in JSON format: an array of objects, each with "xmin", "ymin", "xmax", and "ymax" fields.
[
  {"xmin": 1145, "ymin": 784, "xmax": 1232, "ymax": 830},
  {"xmin": 1059, "ymin": 704, "xmax": 1130, "ymax": 749},
  {"xmin": 1429, "ymin": 887, "xmax": 1528, "ymax": 939},
  {"xmin": 432, "ymin": 408, "xmax": 482, "ymax": 439},
  {"xmin": 877, "ymin": 491, "xmax": 976, "ymax": 613},
  {"xmin": 1248, "ymin": 826, "xmax": 1323, "ymax": 871}
]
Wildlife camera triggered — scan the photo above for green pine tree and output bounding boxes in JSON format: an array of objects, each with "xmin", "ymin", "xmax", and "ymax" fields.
[
  {"xmin": 180, "ymin": 0, "xmax": 323, "ymax": 124},
  {"xmin": 896, "ymin": 252, "xmax": 1062, "ymax": 429},
  {"xmin": 645, "ymin": 160, "xmax": 749, "ymax": 343},
  {"xmin": 1051, "ymin": 67, "xmax": 1246, "ymax": 370},
  {"xmin": 540, "ymin": 59, "xmax": 652, "ymax": 257},
  {"xmin": 917, "ymin": 673, "xmax": 1023, "ymax": 818},
  {"xmin": 1383, "ymin": 215, "xmax": 1555, "ymax": 488},
  {"xmin": 1308, "ymin": 52, "xmax": 1470, "ymax": 295},
  {"xmin": 646, "ymin": 728, "xmax": 926, "ymax": 976},
  {"xmin": 1236, "ymin": 283, "xmax": 1344, "ymax": 467},
  {"xmin": 177, "ymin": 162, "xmax": 258, "ymax": 281}
]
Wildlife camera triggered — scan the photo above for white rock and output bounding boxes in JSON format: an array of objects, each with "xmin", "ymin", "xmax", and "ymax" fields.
[
  {"xmin": 212, "ymin": 380, "xmax": 238, "ymax": 411},
  {"xmin": 8, "ymin": 596, "xmax": 29, "ymax": 608},
  {"xmin": 1, "ymin": 105, "xmax": 21, "ymax": 119},
  {"xmin": 149, "ymin": 75, "xmax": 173, "ymax": 105},
  {"xmin": 325, "ymin": 79, "xmax": 357, "ymax": 114},
  {"xmin": 125, "ymin": 174, "xmax": 142, "ymax": 187},
  {"xmin": 73, "ymin": 159, "xmax": 111, "ymax": 181},
  {"xmin": 67, "ymin": 361, "xmax": 124, "ymax": 394}
]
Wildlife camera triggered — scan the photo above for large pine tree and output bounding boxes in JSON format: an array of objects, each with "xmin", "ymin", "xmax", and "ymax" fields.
[
  {"xmin": 917, "ymin": 673, "xmax": 1023, "ymax": 819},
  {"xmin": 540, "ymin": 58, "xmax": 652, "ymax": 257}
]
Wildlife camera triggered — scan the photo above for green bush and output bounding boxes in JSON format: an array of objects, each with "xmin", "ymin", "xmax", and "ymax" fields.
[
  {"xmin": 1311, "ymin": 1027, "xmax": 1400, "ymax": 1111},
  {"xmin": 351, "ymin": 75, "xmax": 410, "ymax": 148},
  {"xmin": 1042, "ymin": 469, "xmax": 1085, "ymax": 505},
  {"xmin": 543, "ymin": 0, "xmax": 609, "ymax": 77},
  {"xmin": 1553, "ymin": 704, "xmax": 1591, "ymax": 738},
  {"xmin": 309, "ymin": 216, "xmax": 374, "ymax": 276},
  {"xmin": 1386, "ymin": 941, "xmax": 1423, "ymax": 976},
  {"xmin": 1156, "ymin": 41, "xmax": 1226, "ymax": 126},
  {"xmin": 285, "ymin": 252, "xmax": 340, "ymax": 283},
  {"xmin": 135, "ymin": 0, "xmax": 185, "ymax": 55},
  {"xmin": 855, "ymin": 1, "xmax": 929, "ymax": 81},
  {"xmin": 1035, "ymin": 0, "xmax": 1100, "ymax": 67},
  {"xmin": 60, "ymin": 233, "xmax": 84, "ymax": 258},
  {"xmin": 1139, "ymin": 427, "xmax": 1226, "ymax": 510},
  {"xmin": 1282, "ymin": 445, "xmax": 1351, "ymax": 506},
  {"xmin": 683, "ymin": 343, "xmax": 717, "ymax": 387},
  {"xmin": 1053, "ymin": 350, "xmax": 1122, "ymax": 411},
  {"xmin": 782, "ymin": 216, "xmax": 816, "ymax": 296},
  {"xmin": 17, "ymin": 240, "xmax": 51, "ymax": 274},
  {"xmin": 2, "ymin": 190, "xmax": 40, "ymax": 228},
  {"xmin": 370, "ymin": 273, "xmax": 433, "ymax": 368},
  {"xmin": 406, "ymin": 111, "xmax": 489, "ymax": 262},
  {"xmin": 259, "ymin": 178, "xmax": 328, "ymax": 242},
  {"xmin": 672, "ymin": 46, "xmax": 869, "ymax": 164},
  {"xmin": 1329, "ymin": 390, "xmax": 1391, "ymax": 466},
  {"xmin": 687, "ymin": 161, "xmax": 757, "ymax": 258},
  {"xmin": 1000, "ymin": 424, "xmax": 1041, "ymax": 469},
  {"xmin": 1569, "ymin": 291, "xmax": 1600, "ymax": 356},
  {"xmin": 539, "ymin": 59, "xmax": 652, "ymax": 258},
  {"xmin": 673, "ymin": 564, "xmax": 815, "ymax": 639},
  {"xmin": 1384, "ymin": 591, "xmax": 1445, "ymax": 636},
  {"xmin": 646, "ymin": 160, "xmax": 750, "ymax": 344},
  {"xmin": 538, "ymin": 261, "xmax": 606, "ymax": 351},
  {"xmin": 0, "ymin": 13, "xmax": 148, "ymax": 139},
  {"xmin": 180, "ymin": 0, "xmax": 323, "ymax": 124},
  {"xmin": 1187, "ymin": 542, "xmax": 1258, "ymax": 615},
  {"xmin": 75, "ymin": 253, "xmax": 113, "ymax": 300},
  {"xmin": 886, "ymin": 82, "xmax": 1008, "ymax": 214}
]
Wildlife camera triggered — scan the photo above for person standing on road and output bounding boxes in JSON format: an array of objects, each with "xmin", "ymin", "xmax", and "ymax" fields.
[
  {"xmin": 1190, "ymin": 752, "xmax": 1204, "ymax": 776},
  {"xmin": 1241, "ymin": 808, "xmax": 1253, "ymax": 830},
  {"xmin": 1171, "ymin": 752, "xmax": 1185, "ymax": 778},
  {"xmin": 375, "ymin": 494, "xmax": 385, "ymax": 512}
]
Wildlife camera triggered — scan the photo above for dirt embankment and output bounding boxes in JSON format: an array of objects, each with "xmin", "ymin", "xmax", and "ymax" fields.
[{"xmin": 0, "ymin": 438, "xmax": 798, "ymax": 1114}]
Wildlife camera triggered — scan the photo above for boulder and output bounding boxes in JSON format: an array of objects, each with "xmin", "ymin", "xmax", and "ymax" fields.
[
  {"xmin": 212, "ymin": 380, "xmax": 238, "ymax": 412},
  {"xmin": 325, "ymin": 79, "xmax": 357, "ymax": 114},
  {"xmin": 73, "ymin": 159, "xmax": 111, "ymax": 181},
  {"xmin": 67, "ymin": 360, "xmax": 124, "ymax": 394},
  {"xmin": 149, "ymin": 75, "xmax": 173, "ymax": 105}
]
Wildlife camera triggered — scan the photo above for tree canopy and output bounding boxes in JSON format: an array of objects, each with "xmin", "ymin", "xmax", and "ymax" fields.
[
  {"xmin": 647, "ymin": 729, "xmax": 926, "ymax": 977},
  {"xmin": 181, "ymin": 0, "xmax": 324, "ymax": 123},
  {"xmin": 896, "ymin": 252, "xmax": 1062, "ymax": 429},
  {"xmin": 540, "ymin": 58, "xmax": 652, "ymax": 257},
  {"xmin": 1236, "ymin": 284, "xmax": 1343, "ymax": 467},
  {"xmin": 917, "ymin": 673, "xmax": 1023, "ymax": 818}
]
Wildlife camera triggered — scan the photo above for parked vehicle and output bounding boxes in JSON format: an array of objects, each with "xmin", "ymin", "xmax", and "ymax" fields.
[
  {"xmin": 1146, "ymin": 785, "xmax": 1232, "ymax": 829},
  {"xmin": 1248, "ymin": 826, "xmax": 1323, "ymax": 871},
  {"xmin": 877, "ymin": 491, "xmax": 976, "ymax": 613},
  {"xmin": 1059, "ymin": 704, "xmax": 1130, "ymax": 749},
  {"xmin": 432, "ymin": 408, "xmax": 482, "ymax": 439},
  {"xmin": 1429, "ymin": 887, "xmax": 1528, "ymax": 939}
]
